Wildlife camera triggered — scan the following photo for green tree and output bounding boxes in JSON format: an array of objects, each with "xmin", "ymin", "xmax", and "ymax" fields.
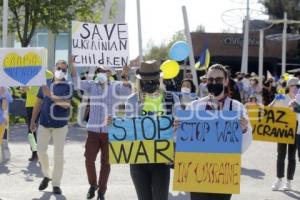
[
  {"xmin": 260, "ymin": 0, "xmax": 300, "ymax": 20},
  {"xmin": 0, "ymin": 0, "xmax": 110, "ymax": 47},
  {"xmin": 261, "ymin": 0, "xmax": 300, "ymax": 56},
  {"xmin": 195, "ymin": 24, "xmax": 206, "ymax": 33},
  {"xmin": 144, "ymin": 31, "xmax": 185, "ymax": 61}
]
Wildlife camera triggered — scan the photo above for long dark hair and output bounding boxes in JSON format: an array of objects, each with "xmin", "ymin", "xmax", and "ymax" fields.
[{"xmin": 181, "ymin": 79, "xmax": 196, "ymax": 93}]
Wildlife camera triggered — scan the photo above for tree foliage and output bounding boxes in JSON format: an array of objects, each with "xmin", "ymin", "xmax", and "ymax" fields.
[
  {"xmin": 144, "ymin": 30, "xmax": 185, "ymax": 61},
  {"xmin": 195, "ymin": 24, "xmax": 205, "ymax": 33},
  {"xmin": 0, "ymin": 0, "xmax": 109, "ymax": 47},
  {"xmin": 260, "ymin": 0, "xmax": 300, "ymax": 20},
  {"xmin": 261, "ymin": 0, "xmax": 300, "ymax": 57}
]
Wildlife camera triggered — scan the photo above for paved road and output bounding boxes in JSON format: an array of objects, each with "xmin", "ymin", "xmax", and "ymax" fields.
[{"xmin": 0, "ymin": 124, "xmax": 299, "ymax": 200}]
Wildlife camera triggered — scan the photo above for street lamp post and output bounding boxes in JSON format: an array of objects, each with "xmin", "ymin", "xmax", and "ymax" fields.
[
  {"xmin": 2, "ymin": 0, "xmax": 8, "ymax": 48},
  {"xmin": 241, "ymin": 0, "xmax": 250, "ymax": 74},
  {"xmin": 281, "ymin": 12, "xmax": 287, "ymax": 75}
]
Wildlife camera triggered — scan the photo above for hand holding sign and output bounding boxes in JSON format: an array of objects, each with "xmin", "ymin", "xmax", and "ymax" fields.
[
  {"xmin": 173, "ymin": 119, "xmax": 180, "ymax": 132},
  {"xmin": 247, "ymin": 105, "xmax": 296, "ymax": 144},
  {"xmin": 108, "ymin": 115, "xmax": 174, "ymax": 164},
  {"xmin": 106, "ymin": 115, "xmax": 113, "ymax": 126},
  {"xmin": 173, "ymin": 110, "xmax": 243, "ymax": 194},
  {"xmin": 240, "ymin": 116, "xmax": 248, "ymax": 133},
  {"xmin": 0, "ymin": 87, "xmax": 5, "ymax": 98}
]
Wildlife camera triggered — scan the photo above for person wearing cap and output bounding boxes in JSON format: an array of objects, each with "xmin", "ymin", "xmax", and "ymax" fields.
[
  {"xmin": 119, "ymin": 60, "xmax": 180, "ymax": 200},
  {"xmin": 245, "ymin": 94, "xmax": 263, "ymax": 108},
  {"xmin": 30, "ymin": 60, "xmax": 75, "ymax": 195},
  {"xmin": 20, "ymin": 70, "xmax": 53, "ymax": 162},
  {"xmin": 78, "ymin": 65, "xmax": 132, "ymax": 200},
  {"xmin": 269, "ymin": 77, "xmax": 299, "ymax": 191}
]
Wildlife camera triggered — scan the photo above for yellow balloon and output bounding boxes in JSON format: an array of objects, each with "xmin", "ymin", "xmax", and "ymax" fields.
[
  {"xmin": 283, "ymin": 73, "xmax": 289, "ymax": 81},
  {"xmin": 160, "ymin": 60, "xmax": 180, "ymax": 79},
  {"xmin": 195, "ymin": 61, "xmax": 200, "ymax": 69},
  {"xmin": 278, "ymin": 88, "xmax": 285, "ymax": 94}
]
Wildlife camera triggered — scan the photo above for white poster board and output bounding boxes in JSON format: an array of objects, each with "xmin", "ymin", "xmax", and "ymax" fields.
[
  {"xmin": 0, "ymin": 48, "xmax": 47, "ymax": 87},
  {"xmin": 72, "ymin": 21, "xmax": 129, "ymax": 67}
]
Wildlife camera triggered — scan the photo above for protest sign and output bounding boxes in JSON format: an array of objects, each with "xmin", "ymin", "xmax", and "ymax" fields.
[
  {"xmin": 173, "ymin": 110, "xmax": 242, "ymax": 194},
  {"xmin": 0, "ymin": 48, "xmax": 47, "ymax": 87},
  {"xmin": 72, "ymin": 21, "xmax": 129, "ymax": 67},
  {"xmin": 247, "ymin": 105, "xmax": 296, "ymax": 144},
  {"xmin": 108, "ymin": 115, "xmax": 174, "ymax": 164}
]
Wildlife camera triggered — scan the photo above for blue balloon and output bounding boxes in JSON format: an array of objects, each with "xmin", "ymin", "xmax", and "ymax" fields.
[{"xmin": 169, "ymin": 41, "xmax": 190, "ymax": 61}]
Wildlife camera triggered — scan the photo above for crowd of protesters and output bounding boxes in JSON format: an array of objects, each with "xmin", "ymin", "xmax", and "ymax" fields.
[{"xmin": 1, "ymin": 59, "xmax": 300, "ymax": 200}]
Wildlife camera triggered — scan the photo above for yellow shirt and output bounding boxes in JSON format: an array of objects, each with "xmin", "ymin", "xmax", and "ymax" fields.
[
  {"xmin": 143, "ymin": 93, "xmax": 164, "ymax": 115},
  {"xmin": 25, "ymin": 86, "xmax": 39, "ymax": 107},
  {"xmin": 26, "ymin": 70, "xmax": 53, "ymax": 108}
]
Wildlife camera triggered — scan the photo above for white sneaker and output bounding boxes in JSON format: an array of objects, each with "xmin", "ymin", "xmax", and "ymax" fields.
[
  {"xmin": 283, "ymin": 181, "xmax": 292, "ymax": 191},
  {"xmin": 272, "ymin": 179, "xmax": 283, "ymax": 191}
]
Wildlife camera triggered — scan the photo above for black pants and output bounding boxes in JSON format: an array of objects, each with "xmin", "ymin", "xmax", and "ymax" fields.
[
  {"xmin": 297, "ymin": 135, "xmax": 300, "ymax": 162},
  {"xmin": 130, "ymin": 164, "xmax": 170, "ymax": 200},
  {"xmin": 190, "ymin": 193, "xmax": 232, "ymax": 200},
  {"xmin": 26, "ymin": 107, "xmax": 37, "ymax": 152},
  {"xmin": 277, "ymin": 143, "xmax": 296, "ymax": 180}
]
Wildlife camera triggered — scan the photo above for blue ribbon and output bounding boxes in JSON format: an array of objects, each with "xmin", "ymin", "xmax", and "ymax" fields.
[{"xmin": 275, "ymin": 94, "xmax": 285, "ymax": 100}]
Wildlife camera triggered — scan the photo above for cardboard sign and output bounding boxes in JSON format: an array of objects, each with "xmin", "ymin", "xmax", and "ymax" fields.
[
  {"xmin": 72, "ymin": 21, "xmax": 129, "ymax": 67},
  {"xmin": 0, "ymin": 48, "xmax": 47, "ymax": 87},
  {"xmin": 174, "ymin": 152, "xmax": 241, "ymax": 194},
  {"xmin": 173, "ymin": 110, "xmax": 242, "ymax": 194},
  {"xmin": 247, "ymin": 105, "xmax": 296, "ymax": 144},
  {"xmin": 108, "ymin": 115, "xmax": 174, "ymax": 164}
]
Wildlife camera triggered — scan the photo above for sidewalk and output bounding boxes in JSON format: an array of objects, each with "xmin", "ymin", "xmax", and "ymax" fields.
[{"xmin": 0, "ymin": 124, "xmax": 299, "ymax": 200}]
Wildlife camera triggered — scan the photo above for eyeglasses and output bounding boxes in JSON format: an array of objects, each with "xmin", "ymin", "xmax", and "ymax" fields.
[
  {"xmin": 207, "ymin": 77, "xmax": 224, "ymax": 84},
  {"xmin": 291, "ymin": 85, "xmax": 300, "ymax": 89},
  {"xmin": 56, "ymin": 67, "xmax": 67, "ymax": 73}
]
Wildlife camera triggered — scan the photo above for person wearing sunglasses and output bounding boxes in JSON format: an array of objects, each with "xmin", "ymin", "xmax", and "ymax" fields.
[
  {"xmin": 30, "ymin": 60, "xmax": 75, "ymax": 195},
  {"xmin": 269, "ymin": 77, "xmax": 299, "ymax": 191},
  {"xmin": 185, "ymin": 64, "xmax": 252, "ymax": 200}
]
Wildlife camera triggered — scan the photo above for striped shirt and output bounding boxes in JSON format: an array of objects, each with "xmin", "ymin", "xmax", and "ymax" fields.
[{"xmin": 79, "ymin": 80, "xmax": 132, "ymax": 133}]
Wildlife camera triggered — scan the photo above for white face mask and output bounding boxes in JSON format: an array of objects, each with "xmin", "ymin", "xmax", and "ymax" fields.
[
  {"xmin": 95, "ymin": 73, "xmax": 108, "ymax": 84},
  {"xmin": 181, "ymin": 87, "xmax": 191, "ymax": 93},
  {"xmin": 54, "ymin": 70, "xmax": 66, "ymax": 80}
]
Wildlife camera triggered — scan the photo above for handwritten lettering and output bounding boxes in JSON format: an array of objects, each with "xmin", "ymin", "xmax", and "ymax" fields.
[
  {"xmin": 109, "ymin": 140, "xmax": 173, "ymax": 164},
  {"xmin": 72, "ymin": 21, "xmax": 129, "ymax": 67}
]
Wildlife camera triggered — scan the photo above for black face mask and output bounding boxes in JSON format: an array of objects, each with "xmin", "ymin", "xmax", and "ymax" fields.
[
  {"xmin": 207, "ymin": 83, "xmax": 224, "ymax": 96},
  {"xmin": 140, "ymin": 80, "xmax": 160, "ymax": 93}
]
